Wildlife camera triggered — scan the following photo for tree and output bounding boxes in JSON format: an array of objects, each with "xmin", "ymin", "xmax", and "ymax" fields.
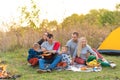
[
  {"xmin": 40, "ymin": 19, "xmax": 48, "ymax": 32},
  {"xmin": 99, "ymin": 9, "xmax": 115, "ymax": 26},
  {"xmin": 62, "ymin": 14, "xmax": 80, "ymax": 29},
  {"xmin": 114, "ymin": 4, "xmax": 120, "ymax": 26},
  {"xmin": 48, "ymin": 20, "xmax": 58, "ymax": 31},
  {"xmin": 116, "ymin": 4, "xmax": 120, "ymax": 11},
  {"xmin": 19, "ymin": 0, "xmax": 40, "ymax": 29},
  {"xmin": 84, "ymin": 9, "xmax": 100, "ymax": 25}
]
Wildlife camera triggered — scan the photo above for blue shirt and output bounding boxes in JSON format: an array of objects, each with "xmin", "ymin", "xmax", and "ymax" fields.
[{"xmin": 27, "ymin": 48, "xmax": 43, "ymax": 61}]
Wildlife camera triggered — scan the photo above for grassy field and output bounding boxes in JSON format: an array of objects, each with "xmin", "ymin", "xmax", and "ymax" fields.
[{"xmin": 0, "ymin": 49, "xmax": 120, "ymax": 80}]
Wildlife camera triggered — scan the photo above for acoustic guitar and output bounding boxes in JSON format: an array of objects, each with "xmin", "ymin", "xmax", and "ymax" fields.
[{"xmin": 41, "ymin": 50, "xmax": 57, "ymax": 59}]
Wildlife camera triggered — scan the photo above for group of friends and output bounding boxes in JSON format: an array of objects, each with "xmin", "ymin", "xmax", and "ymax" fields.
[{"xmin": 27, "ymin": 32, "xmax": 116, "ymax": 73}]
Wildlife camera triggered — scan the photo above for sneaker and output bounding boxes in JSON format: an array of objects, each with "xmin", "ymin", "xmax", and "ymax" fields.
[
  {"xmin": 37, "ymin": 69, "xmax": 47, "ymax": 73},
  {"xmin": 55, "ymin": 67, "xmax": 63, "ymax": 71},
  {"xmin": 46, "ymin": 69, "xmax": 52, "ymax": 72},
  {"xmin": 110, "ymin": 63, "xmax": 116, "ymax": 68},
  {"xmin": 57, "ymin": 68, "xmax": 63, "ymax": 71},
  {"xmin": 103, "ymin": 60, "xmax": 109, "ymax": 63}
]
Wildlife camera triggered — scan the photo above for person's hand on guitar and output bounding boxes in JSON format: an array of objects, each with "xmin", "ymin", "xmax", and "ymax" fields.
[
  {"xmin": 41, "ymin": 50, "xmax": 56, "ymax": 59},
  {"xmin": 46, "ymin": 50, "xmax": 56, "ymax": 54},
  {"xmin": 41, "ymin": 47, "xmax": 57, "ymax": 59},
  {"xmin": 41, "ymin": 52, "xmax": 52, "ymax": 56}
]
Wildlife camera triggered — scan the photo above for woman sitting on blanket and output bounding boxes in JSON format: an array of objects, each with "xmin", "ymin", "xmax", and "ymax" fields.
[{"xmin": 72, "ymin": 37, "xmax": 116, "ymax": 68}]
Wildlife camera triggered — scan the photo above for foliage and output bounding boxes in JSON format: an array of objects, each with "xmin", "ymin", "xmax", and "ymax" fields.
[
  {"xmin": 19, "ymin": 0, "xmax": 40, "ymax": 28},
  {"xmin": 0, "ymin": 24, "xmax": 114, "ymax": 52},
  {"xmin": 115, "ymin": 3, "xmax": 120, "ymax": 11},
  {"xmin": 84, "ymin": 9, "xmax": 100, "ymax": 25},
  {"xmin": 0, "ymin": 27, "xmax": 42, "ymax": 52},
  {"xmin": 39, "ymin": 20, "xmax": 58, "ymax": 32},
  {"xmin": 0, "ymin": 3, "xmax": 120, "ymax": 51},
  {"xmin": 99, "ymin": 10, "xmax": 115, "ymax": 26},
  {"xmin": 62, "ymin": 9, "xmax": 120, "ymax": 28},
  {"xmin": 62, "ymin": 14, "xmax": 81, "ymax": 29}
]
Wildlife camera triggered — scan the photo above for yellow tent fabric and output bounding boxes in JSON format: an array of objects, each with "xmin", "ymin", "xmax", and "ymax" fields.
[{"xmin": 98, "ymin": 27, "xmax": 120, "ymax": 54}]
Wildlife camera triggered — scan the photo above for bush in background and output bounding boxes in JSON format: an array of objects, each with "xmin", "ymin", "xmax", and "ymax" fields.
[{"xmin": 0, "ymin": 24, "xmax": 114, "ymax": 52}]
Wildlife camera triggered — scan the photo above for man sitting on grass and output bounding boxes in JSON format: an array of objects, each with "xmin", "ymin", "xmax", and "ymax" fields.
[{"xmin": 37, "ymin": 33, "xmax": 62, "ymax": 73}]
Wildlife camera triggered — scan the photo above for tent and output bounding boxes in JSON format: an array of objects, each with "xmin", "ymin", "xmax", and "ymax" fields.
[{"xmin": 98, "ymin": 27, "xmax": 120, "ymax": 55}]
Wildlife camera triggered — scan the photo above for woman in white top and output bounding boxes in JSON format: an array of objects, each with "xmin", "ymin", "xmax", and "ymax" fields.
[
  {"xmin": 72, "ymin": 37, "xmax": 116, "ymax": 68},
  {"xmin": 72, "ymin": 37, "xmax": 98, "ymax": 64}
]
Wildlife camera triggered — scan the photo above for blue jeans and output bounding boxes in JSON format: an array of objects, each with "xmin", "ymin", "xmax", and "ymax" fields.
[{"xmin": 39, "ymin": 55, "xmax": 62, "ymax": 70}]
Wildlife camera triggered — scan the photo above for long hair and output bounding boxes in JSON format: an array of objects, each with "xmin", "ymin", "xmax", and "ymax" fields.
[{"xmin": 77, "ymin": 37, "xmax": 87, "ymax": 57}]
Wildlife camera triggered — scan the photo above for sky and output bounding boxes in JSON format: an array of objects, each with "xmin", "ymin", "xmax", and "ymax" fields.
[{"xmin": 0, "ymin": 0, "xmax": 120, "ymax": 31}]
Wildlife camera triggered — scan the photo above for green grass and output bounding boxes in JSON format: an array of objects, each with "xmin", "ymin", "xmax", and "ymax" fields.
[{"xmin": 0, "ymin": 49, "xmax": 120, "ymax": 80}]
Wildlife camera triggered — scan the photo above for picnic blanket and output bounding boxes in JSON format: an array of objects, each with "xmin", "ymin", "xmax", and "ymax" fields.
[{"xmin": 66, "ymin": 63, "xmax": 102, "ymax": 72}]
